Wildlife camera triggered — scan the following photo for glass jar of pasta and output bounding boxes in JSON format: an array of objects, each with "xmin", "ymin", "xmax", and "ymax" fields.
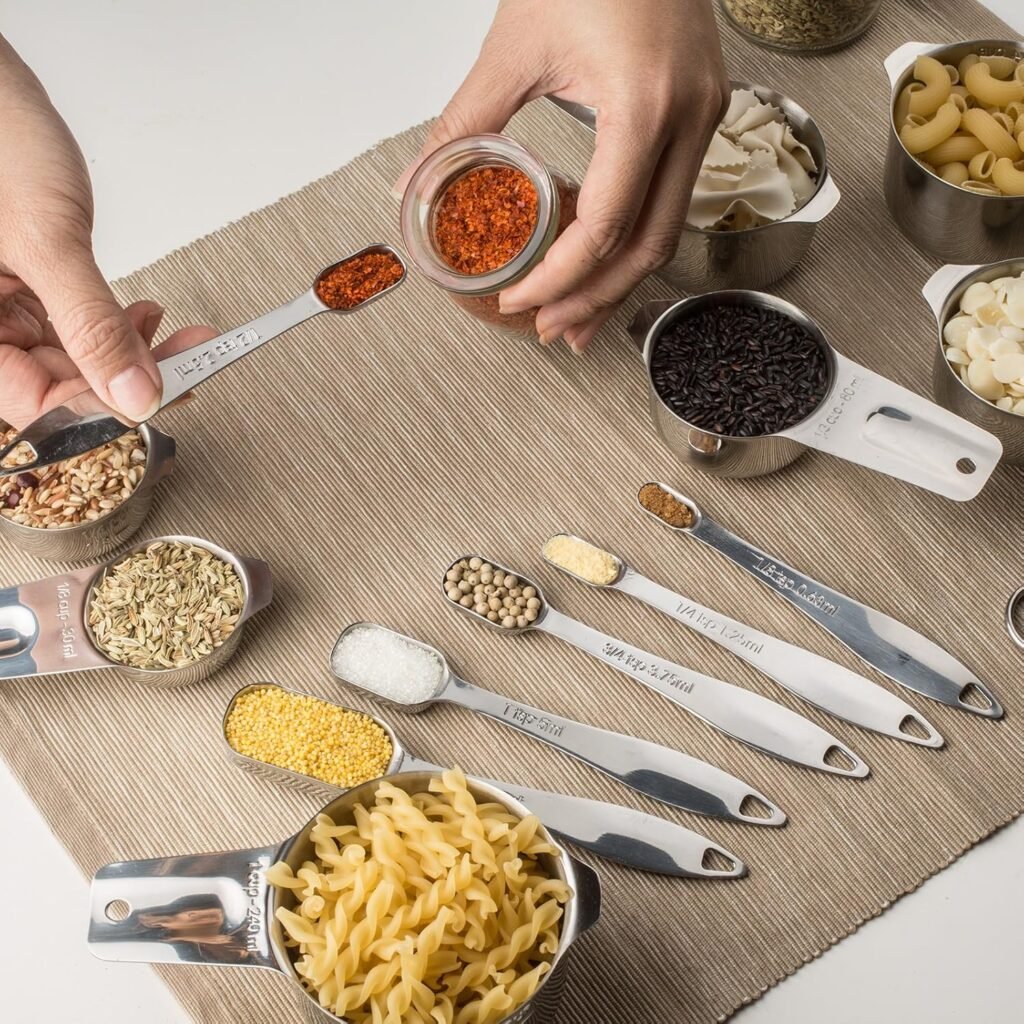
[
  {"xmin": 719, "ymin": 0, "xmax": 882, "ymax": 52},
  {"xmin": 400, "ymin": 134, "xmax": 579, "ymax": 338}
]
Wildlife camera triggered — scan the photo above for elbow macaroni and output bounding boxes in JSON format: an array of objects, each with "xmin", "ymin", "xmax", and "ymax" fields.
[{"xmin": 898, "ymin": 50, "xmax": 1024, "ymax": 195}]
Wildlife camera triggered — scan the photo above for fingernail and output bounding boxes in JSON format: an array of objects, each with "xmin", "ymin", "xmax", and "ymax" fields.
[
  {"xmin": 538, "ymin": 324, "xmax": 568, "ymax": 345},
  {"xmin": 570, "ymin": 341, "xmax": 587, "ymax": 355},
  {"xmin": 142, "ymin": 307, "xmax": 165, "ymax": 342},
  {"xmin": 108, "ymin": 365, "xmax": 161, "ymax": 421},
  {"xmin": 499, "ymin": 294, "xmax": 529, "ymax": 315}
]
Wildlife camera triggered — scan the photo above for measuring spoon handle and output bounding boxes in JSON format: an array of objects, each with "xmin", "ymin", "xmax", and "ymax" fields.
[
  {"xmin": 441, "ymin": 675, "xmax": 784, "ymax": 826},
  {"xmin": 399, "ymin": 753, "xmax": 747, "ymax": 877},
  {"xmin": 614, "ymin": 569, "xmax": 943, "ymax": 747},
  {"xmin": 688, "ymin": 514, "xmax": 1003, "ymax": 719},
  {"xmin": 537, "ymin": 607, "xmax": 868, "ymax": 778}
]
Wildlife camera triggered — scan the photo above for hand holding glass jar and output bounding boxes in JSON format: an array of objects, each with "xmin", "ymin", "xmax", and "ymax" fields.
[{"xmin": 396, "ymin": 0, "xmax": 729, "ymax": 351}]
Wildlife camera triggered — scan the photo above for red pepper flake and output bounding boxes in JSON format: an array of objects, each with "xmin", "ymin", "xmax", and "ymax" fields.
[
  {"xmin": 315, "ymin": 250, "xmax": 404, "ymax": 310},
  {"xmin": 433, "ymin": 166, "xmax": 539, "ymax": 275}
]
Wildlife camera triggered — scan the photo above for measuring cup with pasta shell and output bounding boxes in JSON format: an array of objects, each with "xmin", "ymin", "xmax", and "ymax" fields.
[
  {"xmin": 629, "ymin": 291, "xmax": 1002, "ymax": 499},
  {"xmin": 0, "ymin": 534, "xmax": 271, "ymax": 687},
  {"xmin": 222, "ymin": 681, "xmax": 748, "ymax": 878},
  {"xmin": 89, "ymin": 771, "xmax": 601, "ymax": 1024},
  {"xmin": 923, "ymin": 257, "xmax": 1024, "ymax": 464},
  {"xmin": 884, "ymin": 39, "xmax": 1024, "ymax": 261}
]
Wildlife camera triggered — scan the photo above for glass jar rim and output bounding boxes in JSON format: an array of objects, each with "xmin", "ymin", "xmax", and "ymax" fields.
[{"xmin": 399, "ymin": 134, "xmax": 558, "ymax": 295}]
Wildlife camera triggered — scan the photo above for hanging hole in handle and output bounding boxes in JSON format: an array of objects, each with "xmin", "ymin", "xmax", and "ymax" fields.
[
  {"xmin": 701, "ymin": 848, "xmax": 737, "ymax": 874},
  {"xmin": 738, "ymin": 794, "xmax": 774, "ymax": 820},
  {"xmin": 823, "ymin": 745, "xmax": 858, "ymax": 773},
  {"xmin": 956, "ymin": 457, "xmax": 976, "ymax": 475},
  {"xmin": 104, "ymin": 899, "xmax": 132, "ymax": 922},
  {"xmin": 898, "ymin": 714, "xmax": 932, "ymax": 741},
  {"xmin": 959, "ymin": 682, "xmax": 993, "ymax": 711}
]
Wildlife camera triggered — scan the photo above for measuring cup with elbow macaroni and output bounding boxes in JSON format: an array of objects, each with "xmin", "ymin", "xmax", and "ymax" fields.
[
  {"xmin": 222, "ymin": 681, "xmax": 747, "ymax": 879},
  {"xmin": 0, "ymin": 534, "xmax": 272, "ymax": 687},
  {"xmin": 89, "ymin": 771, "xmax": 601, "ymax": 1024},
  {"xmin": 629, "ymin": 291, "xmax": 1002, "ymax": 499}
]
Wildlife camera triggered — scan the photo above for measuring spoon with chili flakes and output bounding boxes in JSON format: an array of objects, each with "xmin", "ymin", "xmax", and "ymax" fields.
[
  {"xmin": 0, "ymin": 244, "xmax": 406, "ymax": 475},
  {"xmin": 443, "ymin": 554, "xmax": 870, "ymax": 780}
]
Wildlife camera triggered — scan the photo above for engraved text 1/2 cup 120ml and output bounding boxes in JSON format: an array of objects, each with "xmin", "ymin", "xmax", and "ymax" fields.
[{"xmin": 628, "ymin": 291, "xmax": 1002, "ymax": 499}]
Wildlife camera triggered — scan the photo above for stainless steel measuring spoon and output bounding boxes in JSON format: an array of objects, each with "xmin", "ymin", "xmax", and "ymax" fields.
[
  {"xmin": 638, "ymin": 483, "xmax": 1004, "ymax": 719},
  {"xmin": 443, "ymin": 555, "xmax": 869, "ymax": 778},
  {"xmin": 329, "ymin": 622, "xmax": 784, "ymax": 828},
  {"xmin": 542, "ymin": 534, "xmax": 943, "ymax": 748},
  {"xmin": 0, "ymin": 533, "xmax": 271, "ymax": 687},
  {"xmin": 0, "ymin": 244, "xmax": 407, "ymax": 474},
  {"xmin": 223, "ymin": 682, "xmax": 746, "ymax": 879}
]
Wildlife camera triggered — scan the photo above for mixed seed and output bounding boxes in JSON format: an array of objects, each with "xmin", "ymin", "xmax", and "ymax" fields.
[
  {"xmin": 88, "ymin": 541, "xmax": 244, "ymax": 669},
  {"xmin": 721, "ymin": 0, "xmax": 879, "ymax": 50},
  {"xmin": 444, "ymin": 557, "xmax": 543, "ymax": 628},
  {"xmin": 0, "ymin": 429, "xmax": 147, "ymax": 529},
  {"xmin": 650, "ymin": 304, "xmax": 829, "ymax": 436}
]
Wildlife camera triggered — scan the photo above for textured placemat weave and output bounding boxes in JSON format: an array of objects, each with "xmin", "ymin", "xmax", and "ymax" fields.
[{"xmin": 1, "ymin": 2, "xmax": 1021, "ymax": 1021}]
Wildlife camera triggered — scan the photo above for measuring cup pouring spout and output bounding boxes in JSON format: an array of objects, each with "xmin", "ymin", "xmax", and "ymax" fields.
[{"xmin": 631, "ymin": 292, "xmax": 1002, "ymax": 499}]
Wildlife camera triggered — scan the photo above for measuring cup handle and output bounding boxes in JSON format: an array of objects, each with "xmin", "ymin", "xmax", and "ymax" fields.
[
  {"xmin": 569, "ymin": 859, "xmax": 602, "ymax": 935},
  {"xmin": 89, "ymin": 844, "xmax": 282, "ymax": 969},
  {"xmin": 883, "ymin": 41, "xmax": 936, "ymax": 87},
  {"xmin": 921, "ymin": 263, "xmax": 983, "ymax": 319},
  {"xmin": 238, "ymin": 556, "xmax": 274, "ymax": 620}
]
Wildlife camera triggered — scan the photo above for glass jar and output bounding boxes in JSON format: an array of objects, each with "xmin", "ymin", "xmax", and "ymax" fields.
[
  {"xmin": 719, "ymin": 0, "xmax": 882, "ymax": 52},
  {"xmin": 400, "ymin": 134, "xmax": 579, "ymax": 337}
]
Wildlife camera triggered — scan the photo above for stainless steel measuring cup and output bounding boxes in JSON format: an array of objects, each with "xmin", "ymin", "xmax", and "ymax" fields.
[
  {"xmin": 444, "ymin": 554, "xmax": 868, "ymax": 778},
  {"xmin": 883, "ymin": 40, "xmax": 1024, "ymax": 262},
  {"xmin": 547, "ymin": 82, "xmax": 841, "ymax": 291},
  {"xmin": 0, "ymin": 534, "xmax": 271, "ymax": 687},
  {"xmin": 0, "ymin": 243, "xmax": 407, "ymax": 474},
  {"xmin": 638, "ymin": 482, "xmax": 1004, "ymax": 719},
  {"xmin": 629, "ymin": 291, "xmax": 1002, "ymax": 499},
  {"xmin": 0, "ymin": 423, "xmax": 175, "ymax": 561},
  {"xmin": 223, "ymin": 681, "xmax": 747, "ymax": 878},
  {"xmin": 89, "ymin": 771, "xmax": 602, "ymax": 1024},
  {"xmin": 542, "ymin": 534, "xmax": 943, "ymax": 747},
  {"xmin": 330, "ymin": 622, "xmax": 784, "ymax": 828},
  {"xmin": 923, "ymin": 258, "xmax": 1024, "ymax": 465}
]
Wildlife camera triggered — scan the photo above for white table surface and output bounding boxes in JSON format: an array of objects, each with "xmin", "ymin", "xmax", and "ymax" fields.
[{"xmin": 2, "ymin": 2, "xmax": 1022, "ymax": 1021}]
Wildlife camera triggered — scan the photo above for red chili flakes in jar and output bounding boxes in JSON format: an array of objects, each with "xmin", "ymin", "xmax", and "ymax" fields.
[
  {"xmin": 315, "ymin": 250, "xmax": 405, "ymax": 310},
  {"xmin": 433, "ymin": 166, "xmax": 539, "ymax": 275}
]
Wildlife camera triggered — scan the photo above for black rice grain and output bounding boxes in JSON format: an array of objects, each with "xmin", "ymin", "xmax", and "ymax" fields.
[{"xmin": 650, "ymin": 303, "xmax": 830, "ymax": 437}]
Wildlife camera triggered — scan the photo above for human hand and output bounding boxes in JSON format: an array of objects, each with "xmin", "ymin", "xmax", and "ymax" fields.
[
  {"xmin": 396, "ymin": 0, "xmax": 728, "ymax": 352},
  {"xmin": 0, "ymin": 35, "xmax": 215, "ymax": 430}
]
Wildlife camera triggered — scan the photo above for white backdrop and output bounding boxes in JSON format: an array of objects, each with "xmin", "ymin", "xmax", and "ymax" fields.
[{"xmin": 1, "ymin": 2, "xmax": 1022, "ymax": 1021}]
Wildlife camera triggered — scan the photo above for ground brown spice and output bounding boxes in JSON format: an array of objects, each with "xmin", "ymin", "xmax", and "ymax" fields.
[
  {"xmin": 433, "ymin": 166, "xmax": 539, "ymax": 274},
  {"xmin": 315, "ymin": 251, "xmax": 404, "ymax": 310},
  {"xmin": 638, "ymin": 483, "xmax": 694, "ymax": 528}
]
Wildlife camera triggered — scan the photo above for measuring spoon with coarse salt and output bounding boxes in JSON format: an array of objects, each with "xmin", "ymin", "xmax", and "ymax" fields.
[
  {"xmin": 330, "ymin": 621, "xmax": 785, "ymax": 828},
  {"xmin": 0, "ymin": 244, "xmax": 407, "ymax": 475},
  {"xmin": 442, "ymin": 556, "xmax": 869, "ymax": 779},
  {"xmin": 637, "ymin": 482, "xmax": 1004, "ymax": 720},
  {"xmin": 542, "ymin": 533, "xmax": 943, "ymax": 748},
  {"xmin": 224, "ymin": 682, "xmax": 747, "ymax": 879}
]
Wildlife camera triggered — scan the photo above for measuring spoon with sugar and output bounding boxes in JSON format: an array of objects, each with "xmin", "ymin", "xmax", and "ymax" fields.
[
  {"xmin": 0, "ymin": 244, "xmax": 406, "ymax": 475},
  {"xmin": 442, "ymin": 555, "xmax": 870, "ymax": 779},
  {"xmin": 542, "ymin": 534, "xmax": 943, "ymax": 747},
  {"xmin": 330, "ymin": 622, "xmax": 785, "ymax": 827},
  {"xmin": 637, "ymin": 482, "xmax": 1003, "ymax": 719}
]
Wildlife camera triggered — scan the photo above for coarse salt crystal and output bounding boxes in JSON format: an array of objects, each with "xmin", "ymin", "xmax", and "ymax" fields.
[{"xmin": 333, "ymin": 625, "xmax": 444, "ymax": 704}]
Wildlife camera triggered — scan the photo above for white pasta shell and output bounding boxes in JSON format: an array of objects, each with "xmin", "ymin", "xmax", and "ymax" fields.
[
  {"xmin": 996, "ymin": 395, "xmax": 1014, "ymax": 410},
  {"xmin": 960, "ymin": 365, "xmax": 971, "ymax": 384},
  {"xmin": 961, "ymin": 281, "xmax": 997, "ymax": 315},
  {"xmin": 966, "ymin": 325, "xmax": 1001, "ymax": 358},
  {"xmin": 945, "ymin": 346, "xmax": 971, "ymax": 365},
  {"xmin": 1014, "ymin": 398, "xmax": 1024, "ymax": 416},
  {"xmin": 1009, "ymin": 381, "xmax": 1024, "ymax": 396},
  {"xmin": 1005, "ymin": 284, "xmax": 1024, "ymax": 328},
  {"xmin": 968, "ymin": 357, "xmax": 1005, "ymax": 400},
  {"xmin": 999, "ymin": 324, "xmax": 1024, "ymax": 342},
  {"xmin": 990, "ymin": 276, "xmax": 1016, "ymax": 295},
  {"xmin": 992, "ymin": 352, "xmax": 1024, "ymax": 382},
  {"xmin": 943, "ymin": 315, "xmax": 974, "ymax": 347},
  {"xmin": 975, "ymin": 300, "xmax": 1007, "ymax": 326},
  {"xmin": 989, "ymin": 336, "xmax": 1022, "ymax": 357}
]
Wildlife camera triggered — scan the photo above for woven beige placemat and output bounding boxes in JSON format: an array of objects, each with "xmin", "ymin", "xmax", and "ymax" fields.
[{"xmin": 2, "ymin": 1, "xmax": 1022, "ymax": 1020}]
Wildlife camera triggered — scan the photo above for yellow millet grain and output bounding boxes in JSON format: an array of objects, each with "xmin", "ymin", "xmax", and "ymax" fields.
[{"xmin": 225, "ymin": 686, "xmax": 393, "ymax": 787}]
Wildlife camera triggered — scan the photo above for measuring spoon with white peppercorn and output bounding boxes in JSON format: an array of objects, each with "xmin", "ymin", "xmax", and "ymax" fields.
[
  {"xmin": 541, "ymin": 533, "xmax": 943, "ymax": 747},
  {"xmin": 330, "ymin": 621, "xmax": 785, "ymax": 827},
  {"xmin": 444, "ymin": 555, "xmax": 869, "ymax": 779}
]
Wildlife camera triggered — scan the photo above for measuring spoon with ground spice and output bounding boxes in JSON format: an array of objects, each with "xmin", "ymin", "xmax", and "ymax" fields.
[
  {"xmin": 542, "ymin": 532, "xmax": 943, "ymax": 747},
  {"xmin": 443, "ymin": 554, "xmax": 869, "ymax": 779},
  {"xmin": 637, "ymin": 482, "xmax": 1004, "ymax": 719},
  {"xmin": 0, "ymin": 244, "xmax": 407, "ymax": 475},
  {"xmin": 330, "ymin": 620, "xmax": 785, "ymax": 827}
]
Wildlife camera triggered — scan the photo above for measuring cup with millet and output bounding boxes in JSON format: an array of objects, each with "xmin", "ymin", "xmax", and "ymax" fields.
[{"xmin": 400, "ymin": 135, "xmax": 580, "ymax": 337}]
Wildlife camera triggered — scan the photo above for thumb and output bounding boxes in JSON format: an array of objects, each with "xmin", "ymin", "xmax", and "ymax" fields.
[
  {"xmin": 23, "ymin": 245, "xmax": 162, "ymax": 422},
  {"xmin": 394, "ymin": 45, "xmax": 539, "ymax": 197}
]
